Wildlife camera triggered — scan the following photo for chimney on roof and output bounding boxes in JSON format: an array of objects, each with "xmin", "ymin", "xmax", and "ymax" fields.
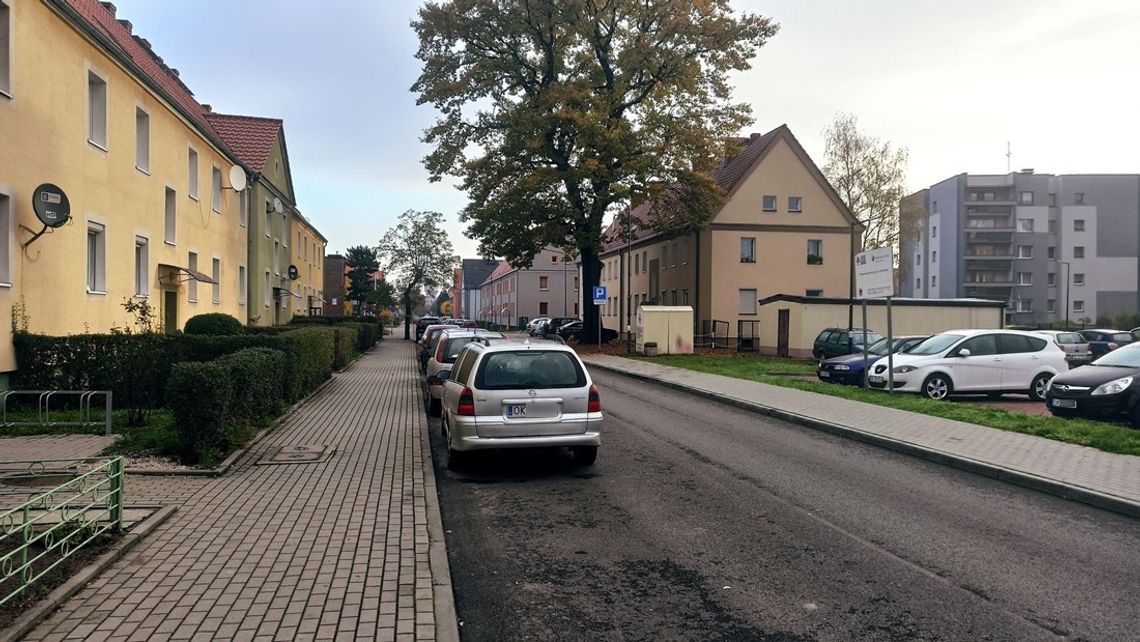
[
  {"xmin": 202, "ymin": 104, "xmax": 212, "ymax": 113},
  {"xmin": 99, "ymin": 2, "xmax": 116, "ymax": 17},
  {"xmin": 133, "ymin": 35, "xmax": 152, "ymax": 50},
  {"xmin": 750, "ymin": 132, "xmax": 764, "ymax": 140},
  {"xmin": 169, "ymin": 68, "xmax": 180, "ymax": 78},
  {"xmin": 117, "ymin": 19, "xmax": 132, "ymax": 33}
]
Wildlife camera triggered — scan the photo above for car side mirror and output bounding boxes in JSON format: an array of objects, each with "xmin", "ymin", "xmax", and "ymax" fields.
[{"xmin": 956, "ymin": 348, "xmax": 971, "ymax": 358}]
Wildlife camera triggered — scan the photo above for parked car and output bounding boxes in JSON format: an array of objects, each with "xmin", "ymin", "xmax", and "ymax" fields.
[
  {"xmin": 1034, "ymin": 330, "xmax": 1092, "ymax": 365},
  {"xmin": 817, "ymin": 335, "xmax": 927, "ymax": 386},
  {"xmin": 556, "ymin": 321, "xmax": 619, "ymax": 343},
  {"xmin": 418, "ymin": 324, "xmax": 459, "ymax": 371},
  {"xmin": 453, "ymin": 318, "xmax": 477, "ymax": 329},
  {"xmin": 438, "ymin": 339, "xmax": 602, "ymax": 468},
  {"xmin": 423, "ymin": 330, "xmax": 504, "ymax": 416},
  {"xmin": 1045, "ymin": 342, "xmax": 1140, "ymax": 427},
  {"xmin": 526, "ymin": 317, "xmax": 551, "ymax": 336},
  {"xmin": 1079, "ymin": 329, "xmax": 1134, "ymax": 359},
  {"xmin": 866, "ymin": 329, "xmax": 1068, "ymax": 400},
  {"xmin": 812, "ymin": 328, "xmax": 883, "ymax": 361},
  {"xmin": 540, "ymin": 317, "xmax": 579, "ymax": 337},
  {"xmin": 415, "ymin": 316, "xmax": 440, "ymax": 342}
]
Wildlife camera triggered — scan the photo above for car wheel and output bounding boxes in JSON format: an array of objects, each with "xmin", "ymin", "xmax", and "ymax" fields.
[
  {"xmin": 1028, "ymin": 373, "xmax": 1052, "ymax": 402},
  {"xmin": 921, "ymin": 374, "xmax": 952, "ymax": 401},
  {"xmin": 446, "ymin": 434, "xmax": 467, "ymax": 470},
  {"xmin": 572, "ymin": 446, "xmax": 598, "ymax": 466}
]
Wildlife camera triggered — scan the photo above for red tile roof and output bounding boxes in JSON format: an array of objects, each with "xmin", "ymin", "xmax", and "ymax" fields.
[
  {"xmin": 601, "ymin": 126, "xmax": 786, "ymax": 252},
  {"xmin": 204, "ymin": 113, "xmax": 284, "ymax": 174},
  {"xmin": 483, "ymin": 260, "xmax": 514, "ymax": 285}
]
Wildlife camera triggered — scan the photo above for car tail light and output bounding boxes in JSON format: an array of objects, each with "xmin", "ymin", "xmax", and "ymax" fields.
[
  {"xmin": 458, "ymin": 387, "xmax": 476, "ymax": 416},
  {"xmin": 588, "ymin": 384, "xmax": 601, "ymax": 413},
  {"xmin": 1108, "ymin": 342, "xmax": 1119, "ymax": 350}
]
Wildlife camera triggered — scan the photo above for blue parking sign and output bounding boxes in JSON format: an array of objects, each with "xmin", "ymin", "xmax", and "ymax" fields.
[{"xmin": 592, "ymin": 286, "xmax": 607, "ymax": 304}]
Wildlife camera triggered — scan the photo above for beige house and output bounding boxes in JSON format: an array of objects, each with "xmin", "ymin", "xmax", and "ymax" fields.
[
  {"xmin": 599, "ymin": 125, "xmax": 861, "ymax": 342},
  {"xmin": 479, "ymin": 247, "xmax": 580, "ymax": 328}
]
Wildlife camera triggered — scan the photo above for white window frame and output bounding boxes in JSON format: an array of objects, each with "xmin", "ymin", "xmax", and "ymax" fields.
[
  {"xmin": 238, "ymin": 190, "xmax": 248, "ymax": 228},
  {"xmin": 273, "ymin": 241, "xmax": 280, "ymax": 276},
  {"xmin": 1047, "ymin": 272, "xmax": 1056, "ymax": 287},
  {"xmin": 264, "ymin": 202, "xmax": 272, "ymax": 238},
  {"xmin": 163, "ymin": 187, "xmax": 176, "ymax": 245},
  {"xmin": 1073, "ymin": 273, "xmax": 1085, "ymax": 286},
  {"xmin": 1074, "ymin": 219, "xmax": 1085, "ymax": 232},
  {"xmin": 807, "ymin": 239, "xmax": 822, "ymax": 262},
  {"xmin": 135, "ymin": 106, "xmax": 150, "ymax": 173},
  {"xmin": 1073, "ymin": 246, "xmax": 1085, "ymax": 259},
  {"xmin": 264, "ymin": 270, "xmax": 271, "ymax": 307},
  {"xmin": 738, "ymin": 288, "xmax": 757, "ymax": 315},
  {"xmin": 1017, "ymin": 245, "xmax": 1033, "ymax": 259},
  {"xmin": 762, "ymin": 195, "xmax": 777, "ymax": 212},
  {"xmin": 1073, "ymin": 300, "xmax": 1085, "ymax": 313},
  {"xmin": 187, "ymin": 251, "xmax": 199, "ymax": 303},
  {"xmin": 87, "ymin": 67, "xmax": 108, "ymax": 150},
  {"xmin": 931, "ymin": 275, "xmax": 937, "ymax": 288},
  {"xmin": 788, "ymin": 196, "xmax": 803, "ymax": 213},
  {"xmin": 1047, "ymin": 299, "xmax": 1056, "ymax": 314},
  {"xmin": 1016, "ymin": 299, "xmax": 1033, "ymax": 313},
  {"xmin": 1017, "ymin": 272, "xmax": 1032, "ymax": 286},
  {"xmin": 1017, "ymin": 218, "xmax": 1033, "ymax": 233},
  {"xmin": 740, "ymin": 237, "xmax": 756, "ymax": 263},
  {"xmin": 238, "ymin": 264, "xmax": 247, "ymax": 306},
  {"xmin": 211, "ymin": 166, "xmax": 222, "ymax": 213},
  {"xmin": 211, "ymin": 257, "xmax": 221, "ymax": 304},
  {"xmin": 0, "ymin": 0, "xmax": 11, "ymax": 97},
  {"xmin": 0, "ymin": 190, "xmax": 10, "ymax": 285},
  {"xmin": 187, "ymin": 147, "xmax": 199, "ymax": 200},
  {"xmin": 538, "ymin": 275, "xmax": 549, "ymax": 291},
  {"xmin": 134, "ymin": 235, "xmax": 149, "ymax": 297},
  {"xmin": 1019, "ymin": 191, "xmax": 1034, "ymax": 205},
  {"xmin": 86, "ymin": 220, "xmax": 107, "ymax": 294}
]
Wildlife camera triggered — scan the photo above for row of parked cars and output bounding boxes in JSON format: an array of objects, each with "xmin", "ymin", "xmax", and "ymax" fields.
[
  {"xmin": 525, "ymin": 316, "xmax": 620, "ymax": 343},
  {"xmin": 414, "ymin": 321, "xmax": 604, "ymax": 468},
  {"xmin": 812, "ymin": 325, "xmax": 1140, "ymax": 427}
]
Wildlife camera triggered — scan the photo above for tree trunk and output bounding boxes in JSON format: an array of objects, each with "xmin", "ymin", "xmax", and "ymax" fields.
[
  {"xmin": 403, "ymin": 286, "xmax": 414, "ymax": 340},
  {"xmin": 578, "ymin": 246, "xmax": 603, "ymax": 343}
]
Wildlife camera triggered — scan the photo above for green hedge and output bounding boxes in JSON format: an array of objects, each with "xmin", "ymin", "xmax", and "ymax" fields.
[
  {"xmin": 184, "ymin": 313, "xmax": 244, "ymax": 335},
  {"xmin": 341, "ymin": 322, "xmax": 380, "ymax": 352},
  {"xmin": 167, "ymin": 361, "xmax": 231, "ymax": 465},
  {"xmin": 331, "ymin": 326, "xmax": 359, "ymax": 370},
  {"xmin": 281, "ymin": 328, "xmax": 335, "ymax": 399},
  {"xmin": 215, "ymin": 348, "xmax": 285, "ymax": 426},
  {"xmin": 167, "ymin": 334, "xmax": 285, "ymax": 364}
]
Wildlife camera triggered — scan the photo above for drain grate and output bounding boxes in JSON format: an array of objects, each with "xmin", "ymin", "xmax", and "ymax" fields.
[{"xmin": 257, "ymin": 444, "xmax": 336, "ymax": 466}]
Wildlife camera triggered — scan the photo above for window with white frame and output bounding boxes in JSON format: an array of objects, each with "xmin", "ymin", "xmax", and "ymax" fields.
[
  {"xmin": 539, "ymin": 276, "xmax": 549, "ymax": 290},
  {"xmin": 1075, "ymin": 192, "xmax": 1085, "ymax": 205},
  {"xmin": 273, "ymin": 241, "xmax": 280, "ymax": 275},
  {"xmin": 87, "ymin": 71, "xmax": 108, "ymax": 148},
  {"xmin": 1073, "ymin": 300, "xmax": 1085, "ymax": 313},
  {"xmin": 740, "ymin": 237, "xmax": 756, "ymax": 263},
  {"xmin": 264, "ymin": 203, "xmax": 271, "ymax": 237},
  {"xmin": 211, "ymin": 166, "xmax": 222, "ymax": 212},
  {"xmin": 1073, "ymin": 273, "xmax": 1085, "ymax": 286},
  {"xmin": 1019, "ymin": 191, "xmax": 1034, "ymax": 205},
  {"xmin": 788, "ymin": 196, "xmax": 803, "ymax": 213},
  {"xmin": 1017, "ymin": 245, "xmax": 1033, "ymax": 259},
  {"xmin": 1074, "ymin": 219, "xmax": 1085, "ymax": 232},
  {"xmin": 0, "ymin": 192, "xmax": 10, "ymax": 284},
  {"xmin": 212, "ymin": 258, "xmax": 221, "ymax": 303},
  {"xmin": 264, "ymin": 270, "xmax": 271, "ymax": 307},
  {"xmin": 0, "ymin": 1, "xmax": 10, "ymax": 96},
  {"xmin": 932, "ymin": 225, "xmax": 937, "ymax": 238},
  {"xmin": 1047, "ymin": 272, "xmax": 1056, "ymax": 287},
  {"xmin": 1017, "ymin": 272, "xmax": 1032, "ymax": 286},
  {"xmin": 807, "ymin": 239, "xmax": 822, "ymax": 263},
  {"xmin": 1047, "ymin": 299, "xmax": 1056, "ymax": 313},
  {"xmin": 1047, "ymin": 246, "xmax": 1055, "ymax": 259},
  {"xmin": 187, "ymin": 148, "xmax": 199, "ymax": 199},
  {"xmin": 1073, "ymin": 246, "xmax": 1085, "ymax": 259},
  {"xmin": 239, "ymin": 265, "xmax": 247, "ymax": 305},
  {"xmin": 134, "ymin": 236, "xmax": 149, "ymax": 296},
  {"xmin": 86, "ymin": 222, "xmax": 106, "ymax": 292},
  {"xmin": 135, "ymin": 108, "xmax": 150, "ymax": 172},
  {"xmin": 238, "ymin": 190, "xmax": 248, "ymax": 228},
  {"xmin": 915, "ymin": 278, "xmax": 921, "ymax": 289},
  {"xmin": 1017, "ymin": 218, "xmax": 1033, "ymax": 232},
  {"xmin": 187, "ymin": 252, "xmax": 199, "ymax": 302},
  {"xmin": 164, "ymin": 188, "xmax": 176, "ymax": 244},
  {"xmin": 738, "ymin": 289, "xmax": 757, "ymax": 315},
  {"xmin": 762, "ymin": 195, "xmax": 777, "ymax": 212},
  {"xmin": 931, "ymin": 250, "xmax": 937, "ymax": 263},
  {"xmin": 1016, "ymin": 299, "xmax": 1033, "ymax": 313}
]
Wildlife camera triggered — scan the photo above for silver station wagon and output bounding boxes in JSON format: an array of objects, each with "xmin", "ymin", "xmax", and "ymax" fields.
[{"xmin": 438, "ymin": 339, "xmax": 602, "ymax": 468}]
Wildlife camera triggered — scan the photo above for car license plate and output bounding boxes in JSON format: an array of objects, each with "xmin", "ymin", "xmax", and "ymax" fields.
[
  {"xmin": 1051, "ymin": 399, "xmax": 1077, "ymax": 409},
  {"xmin": 505, "ymin": 404, "xmax": 527, "ymax": 417},
  {"xmin": 819, "ymin": 371, "xmax": 830, "ymax": 378},
  {"xmin": 868, "ymin": 375, "xmax": 884, "ymax": 384}
]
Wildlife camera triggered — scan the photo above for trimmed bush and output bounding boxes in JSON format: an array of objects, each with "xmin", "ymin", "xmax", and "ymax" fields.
[
  {"xmin": 341, "ymin": 322, "xmax": 380, "ymax": 353},
  {"xmin": 281, "ymin": 328, "xmax": 335, "ymax": 399},
  {"xmin": 184, "ymin": 313, "xmax": 244, "ymax": 336},
  {"xmin": 166, "ymin": 361, "xmax": 231, "ymax": 465},
  {"xmin": 215, "ymin": 348, "xmax": 285, "ymax": 426},
  {"xmin": 243, "ymin": 326, "xmax": 300, "ymax": 336},
  {"xmin": 167, "ymin": 334, "xmax": 286, "ymax": 363},
  {"xmin": 332, "ymin": 326, "xmax": 359, "ymax": 369}
]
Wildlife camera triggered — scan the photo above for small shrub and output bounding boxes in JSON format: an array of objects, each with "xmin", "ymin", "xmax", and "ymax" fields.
[
  {"xmin": 184, "ymin": 313, "xmax": 244, "ymax": 336},
  {"xmin": 215, "ymin": 348, "xmax": 285, "ymax": 426},
  {"xmin": 166, "ymin": 361, "xmax": 231, "ymax": 465}
]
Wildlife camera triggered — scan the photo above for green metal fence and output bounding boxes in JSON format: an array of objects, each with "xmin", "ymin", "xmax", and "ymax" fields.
[{"xmin": 0, "ymin": 458, "xmax": 124, "ymax": 606}]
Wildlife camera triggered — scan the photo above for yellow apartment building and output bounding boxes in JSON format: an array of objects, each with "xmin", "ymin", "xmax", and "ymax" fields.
[
  {"xmin": 290, "ymin": 211, "xmax": 326, "ymax": 317},
  {"xmin": 598, "ymin": 125, "xmax": 862, "ymax": 348},
  {"xmin": 0, "ymin": 0, "xmax": 250, "ymax": 376}
]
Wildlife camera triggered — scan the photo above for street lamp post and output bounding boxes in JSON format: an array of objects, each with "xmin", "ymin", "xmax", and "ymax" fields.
[{"xmin": 1052, "ymin": 259, "xmax": 1071, "ymax": 328}]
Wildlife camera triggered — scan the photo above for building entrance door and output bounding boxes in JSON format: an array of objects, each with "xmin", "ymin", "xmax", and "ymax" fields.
[
  {"xmin": 163, "ymin": 290, "xmax": 178, "ymax": 334},
  {"xmin": 777, "ymin": 308, "xmax": 790, "ymax": 357}
]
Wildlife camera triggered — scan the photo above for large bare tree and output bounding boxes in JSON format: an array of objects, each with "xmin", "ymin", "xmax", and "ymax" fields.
[
  {"xmin": 822, "ymin": 113, "xmax": 909, "ymax": 258},
  {"xmin": 412, "ymin": 0, "xmax": 777, "ymax": 341}
]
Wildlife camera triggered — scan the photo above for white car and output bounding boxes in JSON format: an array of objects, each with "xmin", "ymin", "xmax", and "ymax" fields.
[
  {"xmin": 525, "ymin": 317, "xmax": 550, "ymax": 336},
  {"xmin": 865, "ymin": 329, "xmax": 1068, "ymax": 400}
]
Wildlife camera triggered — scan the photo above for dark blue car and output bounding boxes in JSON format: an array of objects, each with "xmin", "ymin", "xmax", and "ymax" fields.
[{"xmin": 817, "ymin": 335, "xmax": 928, "ymax": 386}]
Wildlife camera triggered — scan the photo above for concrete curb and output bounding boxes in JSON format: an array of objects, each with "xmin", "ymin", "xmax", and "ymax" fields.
[
  {"xmin": 0, "ymin": 505, "xmax": 178, "ymax": 642},
  {"xmin": 589, "ymin": 361, "xmax": 1140, "ymax": 520},
  {"xmin": 419, "ymin": 405, "xmax": 460, "ymax": 642}
]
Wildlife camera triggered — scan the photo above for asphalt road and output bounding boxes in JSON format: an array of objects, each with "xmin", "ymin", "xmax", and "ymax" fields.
[{"xmin": 429, "ymin": 369, "xmax": 1140, "ymax": 641}]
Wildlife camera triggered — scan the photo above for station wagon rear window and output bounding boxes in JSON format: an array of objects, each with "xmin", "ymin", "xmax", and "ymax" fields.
[{"xmin": 475, "ymin": 351, "xmax": 587, "ymax": 390}]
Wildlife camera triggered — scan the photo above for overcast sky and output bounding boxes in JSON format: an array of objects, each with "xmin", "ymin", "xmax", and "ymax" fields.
[{"xmin": 112, "ymin": 0, "xmax": 1140, "ymax": 260}]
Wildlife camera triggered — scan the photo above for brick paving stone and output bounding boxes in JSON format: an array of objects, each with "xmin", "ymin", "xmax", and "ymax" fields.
[
  {"xmin": 24, "ymin": 341, "xmax": 446, "ymax": 641},
  {"xmin": 582, "ymin": 354, "xmax": 1140, "ymax": 505}
]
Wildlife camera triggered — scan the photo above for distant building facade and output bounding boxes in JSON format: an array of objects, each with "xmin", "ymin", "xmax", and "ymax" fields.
[
  {"xmin": 459, "ymin": 259, "xmax": 499, "ymax": 323},
  {"xmin": 322, "ymin": 254, "xmax": 349, "ymax": 316},
  {"xmin": 479, "ymin": 248, "xmax": 579, "ymax": 328},
  {"xmin": 900, "ymin": 171, "xmax": 1140, "ymax": 326}
]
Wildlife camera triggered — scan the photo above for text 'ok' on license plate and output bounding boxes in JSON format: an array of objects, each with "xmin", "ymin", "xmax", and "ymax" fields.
[{"xmin": 506, "ymin": 404, "xmax": 527, "ymax": 417}]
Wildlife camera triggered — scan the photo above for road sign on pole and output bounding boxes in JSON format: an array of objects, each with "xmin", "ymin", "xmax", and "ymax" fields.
[{"xmin": 592, "ymin": 286, "xmax": 607, "ymax": 305}]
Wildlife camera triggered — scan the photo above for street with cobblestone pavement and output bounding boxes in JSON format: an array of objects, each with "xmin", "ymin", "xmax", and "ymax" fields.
[{"xmin": 23, "ymin": 340, "xmax": 449, "ymax": 641}]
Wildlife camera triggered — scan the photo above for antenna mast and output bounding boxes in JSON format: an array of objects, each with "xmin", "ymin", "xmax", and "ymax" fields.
[{"xmin": 1006, "ymin": 142, "xmax": 1011, "ymax": 174}]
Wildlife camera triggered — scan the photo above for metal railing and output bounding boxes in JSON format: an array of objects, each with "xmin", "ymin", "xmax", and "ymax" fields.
[
  {"xmin": 695, "ymin": 320, "xmax": 730, "ymax": 349},
  {"xmin": 1, "ymin": 391, "xmax": 113, "ymax": 436},
  {"xmin": 0, "ymin": 458, "xmax": 124, "ymax": 606}
]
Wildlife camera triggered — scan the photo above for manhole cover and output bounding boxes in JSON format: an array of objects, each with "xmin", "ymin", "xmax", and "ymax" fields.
[{"xmin": 257, "ymin": 444, "xmax": 336, "ymax": 465}]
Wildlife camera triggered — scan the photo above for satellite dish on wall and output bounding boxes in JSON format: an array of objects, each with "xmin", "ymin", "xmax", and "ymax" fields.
[
  {"xmin": 273, "ymin": 198, "xmax": 284, "ymax": 214},
  {"xmin": 227, "ymin": 165, "xmax": 248, "ymax": 192},
  {"xmin": 33, "ymin": 184, "xmax": 71, "ymax": 229},
  {"xmin": 288, "ymin": 265, "xmax": 299, "ymax": 280}
]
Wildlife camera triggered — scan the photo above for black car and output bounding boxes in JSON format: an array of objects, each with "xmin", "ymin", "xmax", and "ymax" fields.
[
  {"xmin": 1079, "ymin": 329, "xmax": 1134, "ymax": 359},
  {"xmin": 557, "ymin": 321, "xmax": 619, "ymax": 343},
  {"xmin": 1045, "ymin": 342, "xmax": 1140, "ymax": 427},
  {"xmin": 415, "ymin": 316, "xmax": 440, "ymax": 342},
  {"xmin": 812, "ymin": 328, "xmax": 882, "ymax": 360},
  {"xmin": 541, "ymin": 317, "xmax": 579, "ymax": 337}
]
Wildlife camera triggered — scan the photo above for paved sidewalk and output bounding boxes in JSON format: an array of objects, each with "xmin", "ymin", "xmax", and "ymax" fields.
[
  {"xmin": 582, "ymin": 354, "xmax": 1140, "ymax": 516},
  {"xmin": 24, "ymin": 340, "xmax": 456, "ymax": 641}
]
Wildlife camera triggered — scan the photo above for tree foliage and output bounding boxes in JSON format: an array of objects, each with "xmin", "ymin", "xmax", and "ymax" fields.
[
  {"xmin": 822, "ymin": 113, "xmax": 909, "ymax": 258},
  {"xmin": 378, "ymin": 210, "xmax": 456, "ymax": 339},
  {"xmin": 412, "ymin": 0, "xmax": 777, "ymax": 339}
]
